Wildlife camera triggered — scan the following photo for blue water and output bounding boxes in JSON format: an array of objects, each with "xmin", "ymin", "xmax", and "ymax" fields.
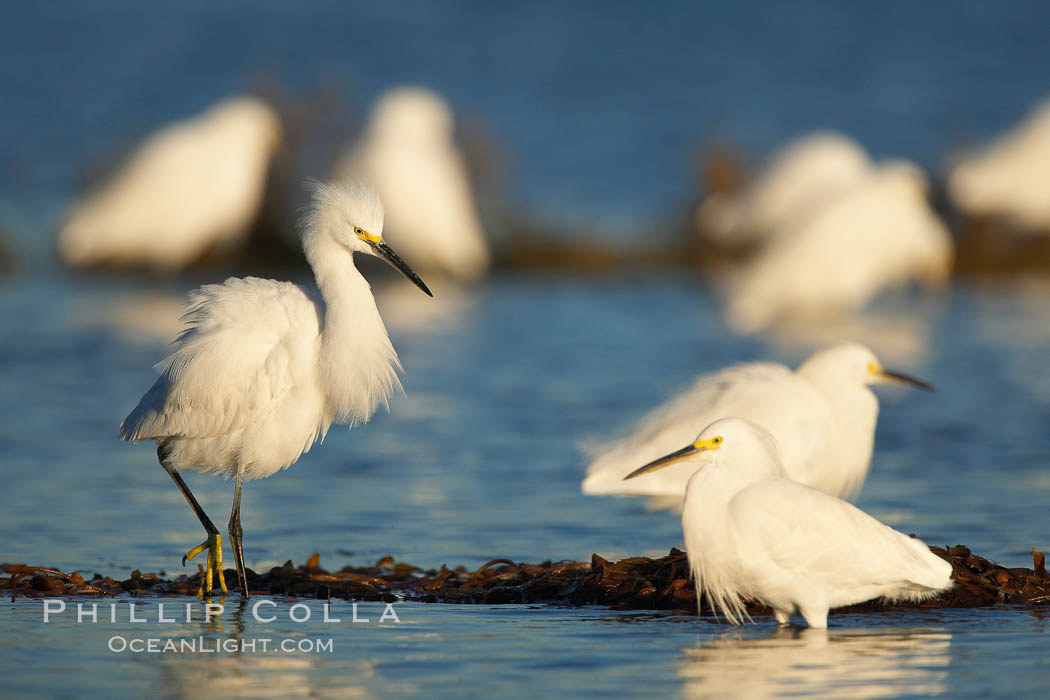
[
  {"xmin": 3, "ymin": 272, "xmax": 1050, "ymax": 696},
  {"xmin": 3, "ymin": 1, "xmax": 1050, "ymax": 240},
  {"xmin": 5, "ymin": 2, "xmax": 1050, "ymax": 696},
  {"xmin": 4, "ymin": 601, "xmax": 1050, "ymax": 697}
]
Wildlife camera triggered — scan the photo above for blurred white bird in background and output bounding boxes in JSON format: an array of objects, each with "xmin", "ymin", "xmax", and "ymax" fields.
[
  {"xmin": 623, "ymin": 418, "xmax": 953, "ymax": 628},
  {"xmin": 335, "ymin": 87, "xmax": 490, "ymax": 281},
  {"xmin": 582, "ymin": 343, "xmax": 932, "ymax": 506},
  {"xmin": 764, "ymin": 310, "xmax": 933, "ymax": 370},
  {"xmin": 120, "ymin": 180, "xmax": 431, "ymax": 597},
  {"xmin": 59, "ymin": 96, "xmax": 281, "ymax": 272},
  {"xmin": 695, "ymin": 131, "xmax": 872, "ymax": 249},
  {"xmin": 948, "ymin": 98, "xmax": 1050, "ymax": 233},
  {"xmin": 726, "ymin": 161, "xmax": 953, "ymax": 333}
]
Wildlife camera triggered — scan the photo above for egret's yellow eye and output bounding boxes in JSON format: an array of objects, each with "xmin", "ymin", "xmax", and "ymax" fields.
[
  {"xmin": 354, "ymin": 227, "xmax": 382, "ymax": 244},
  {"xmin": 693, "ymin": 435, "xmax": 724, "ymax": 450},
  {"xmin": 867, "ymin": 361, "xmax": 881, "ymax": 375}
]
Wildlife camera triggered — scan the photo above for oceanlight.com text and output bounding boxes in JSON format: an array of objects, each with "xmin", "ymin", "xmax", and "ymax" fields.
[{"xmin": 107, "ymin": 636, "xmax": 334, "ymax": 653}]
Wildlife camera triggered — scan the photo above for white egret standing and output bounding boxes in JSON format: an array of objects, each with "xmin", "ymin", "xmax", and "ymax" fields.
[
  {"xmin": 582, "ymin": 343, "xmax": 932, "ymax": 505},
  {"xmin": 696, "ymin": 132, "xmax": 872, "ymax": 248},
  {"xmin": 624, "ymin": 418, "xmax": 953, "ymax": 628},
  {"xmin": 334, "ymin": 87, "xmax": 490, "ymax": 280},
  {"xmin": 948, "ymin": 98, "xmax": 1050, "ymax": 232},
  {"xmin": 60, "ymin": 96, "xmax": 281, "ymax": 272},
  {"xmin": 726, "ymin": 162, "xmax": 953, "ymax": 333},
  {"xmin": 120, "ymin": 180, "xmax": 431, "ymax": 597}
]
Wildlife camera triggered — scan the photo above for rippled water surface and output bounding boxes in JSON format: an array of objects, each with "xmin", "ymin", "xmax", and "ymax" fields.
[
  {"xmin": 4, "ymin": 601, "xmax": 1050, "ymax": 698},
  {"xmin": 3, "ymin": 273, "xmax": 1050, "ymax": 696},
  {"xmin": 4, "ymin": 2, "xmax": 1050, "ymax": 695}
]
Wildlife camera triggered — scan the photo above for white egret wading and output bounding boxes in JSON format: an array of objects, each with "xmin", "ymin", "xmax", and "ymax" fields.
[
  {"xmin": 726, "ymin": 162, "xmax": 953, "ymax": 333},
  {"xmin": 624, "ymin": 418, "xmax": 953, "ymax": 628},
  {"xmin": 582, "ymin": 343, "xmax": 932, "ymax": 505},
  {"xmin": 948, "ymin": 98, "xmax": 1050, "ymax": 232},
  {"xmin": 120, "ymin": 180, "xmax": 431, "ymax": 597},
  {"xmin": 60, "ymin": 96, "xmax": 281, "ymax": 272},
  {"xmin": 696, "ymin": 131, "xmax": 872, "ymax": 248}
]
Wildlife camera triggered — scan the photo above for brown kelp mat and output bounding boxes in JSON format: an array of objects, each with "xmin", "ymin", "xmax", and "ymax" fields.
[{"xmin": 5, "ymin": 546, "xmax": 1050, "ymax": 616}]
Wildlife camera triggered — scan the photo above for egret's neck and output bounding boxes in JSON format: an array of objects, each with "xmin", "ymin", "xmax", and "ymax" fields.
[
  {"xmin": 307, "ymin": 234, "xmax": 402, "ymax": 426},
  {"xmin": 682, "ymin": 448, "xmax": 782, "ymax": 517},
  {"xmin": 682, "ymin": 463, "xmax": 745, "ymax": 600},
  {"xmin": 683, "ymin": 462, "xmax": 747, "ymax": 516},
  {"xmin": 309, "ymin": 235, "xmax": 374, "ymax": 318},
  {"xmin": 798, "ymin": 366, "xmax": 879, "ymax": 496},
  {"xmin": 799, "ymin": 366, "xmax": 879, "ymax": 427}
]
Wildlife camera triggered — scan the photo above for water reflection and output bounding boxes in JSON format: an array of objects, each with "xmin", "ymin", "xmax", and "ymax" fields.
[
  {"xmin": 66, "ymin": 271, "xmax": 484, "ymax": 348},
  {"xmin": 157, "ymin": 652, "xmax": 384, "ymax": 699},
  {"xmin": 74, "ymin": 289, "xmax": 187, "ymax": 344},
  {"xmin": 373, "ymin": 276, "xmax": 479, "ymax": 335},
  {"xmin": 678, "ymin": 626, "xmax": 950, "ymax": 699},
  {"xmin": 150, "ymin": 598, "xmax": 405, "ymax": 698},
  {"xmin": 759, "ymin": 298, "xmax": 937, "ymax": 368}
]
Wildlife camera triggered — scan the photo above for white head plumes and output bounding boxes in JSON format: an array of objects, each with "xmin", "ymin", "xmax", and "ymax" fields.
[{"xmin": 334, "ymin": 86, "xmax": 490, "ymax": 281}]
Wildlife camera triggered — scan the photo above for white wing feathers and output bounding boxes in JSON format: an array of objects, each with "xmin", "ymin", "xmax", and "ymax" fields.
[
  {"xmin": 631, "ymin": 363, "xmax": 796, "ymax": 446},
  {"xmin": 583, "ymin": 362, "xmax": 823, "ymax": 496},
  {"xmin": 732, "ymin": 480, "xmax": 951, "ymax": 599},
  {"xmin": 120, "ymin": 278, "xmax": 320, "ymax": 442}
]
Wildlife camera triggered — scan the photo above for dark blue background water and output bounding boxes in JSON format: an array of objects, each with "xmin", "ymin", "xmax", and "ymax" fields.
[
  {"xmin": 3, "ymin": 3, "xmax": 1050, "ymax": 696},
  {"xmin": 3, "ymin": 1, "xmax": 1050, "ymax": 237}
]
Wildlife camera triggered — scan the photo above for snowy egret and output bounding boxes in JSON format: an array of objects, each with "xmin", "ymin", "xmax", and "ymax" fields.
[
  {"xmin": 120, "ymin": 179, "xmax": 431, "ymax": 597},
  {"xmin": 334, "ymin": 87, "xmax": 490, "ymax": 280},
  {"xmin": 582, "ymin": 343, "xmax": 932, "ymax": 505},
  {"xmin": 948, "ymin": 98, "xmax": 1050, "ymax": 232},
  {"xmin": 727, "ymin": 161, "xmax": 953, "ymax": 332},
  {"xmin": 696, "ymin": 132, "xmax": 871, "ymax": 248},
  {"xmin": 624, "ymin": 418, "xmax": 953, "ymax": 628},
  {"xmin": 60, "ymin": 96, "xmax": 281, "ymax": 272}
]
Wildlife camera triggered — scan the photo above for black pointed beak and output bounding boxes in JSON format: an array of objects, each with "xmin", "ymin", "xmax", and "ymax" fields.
[
  {"xmin": 878, "ymin": 369, "xmax": 935, "ymax": 391},
  {"xmin": 623, "ymin": 443, "xmax": 702, "ymax": 481},
  {"xmin": 368, "ymin": 240, "xmax": 432, "ymax": 297}
]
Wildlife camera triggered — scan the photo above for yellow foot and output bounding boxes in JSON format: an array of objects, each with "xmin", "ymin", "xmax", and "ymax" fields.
[{"xmin": 183, "ymin": 533, "xmax": 227, "ymax": 598}]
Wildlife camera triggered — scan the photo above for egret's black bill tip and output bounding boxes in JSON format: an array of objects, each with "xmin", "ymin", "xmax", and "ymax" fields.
[
  {"xmin": 370, "ymin": 240, "xmax": 433, "ymax": 297},
  {"xmin": 882, "ymin": 370, "xmax": 935, "ymax": 391}
]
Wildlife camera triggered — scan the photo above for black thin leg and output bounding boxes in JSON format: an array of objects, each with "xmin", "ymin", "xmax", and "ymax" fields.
[
  {"xmin": 229, "ymin": 467, "xmax": 249, "ymax": 597},
  {"xmin": 158, "ymin": 446, "xmax": 220, "ymax": 546},
  {"xmin": 158, "ymin": 445, "xmax": 227, "ymax": 595}
]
